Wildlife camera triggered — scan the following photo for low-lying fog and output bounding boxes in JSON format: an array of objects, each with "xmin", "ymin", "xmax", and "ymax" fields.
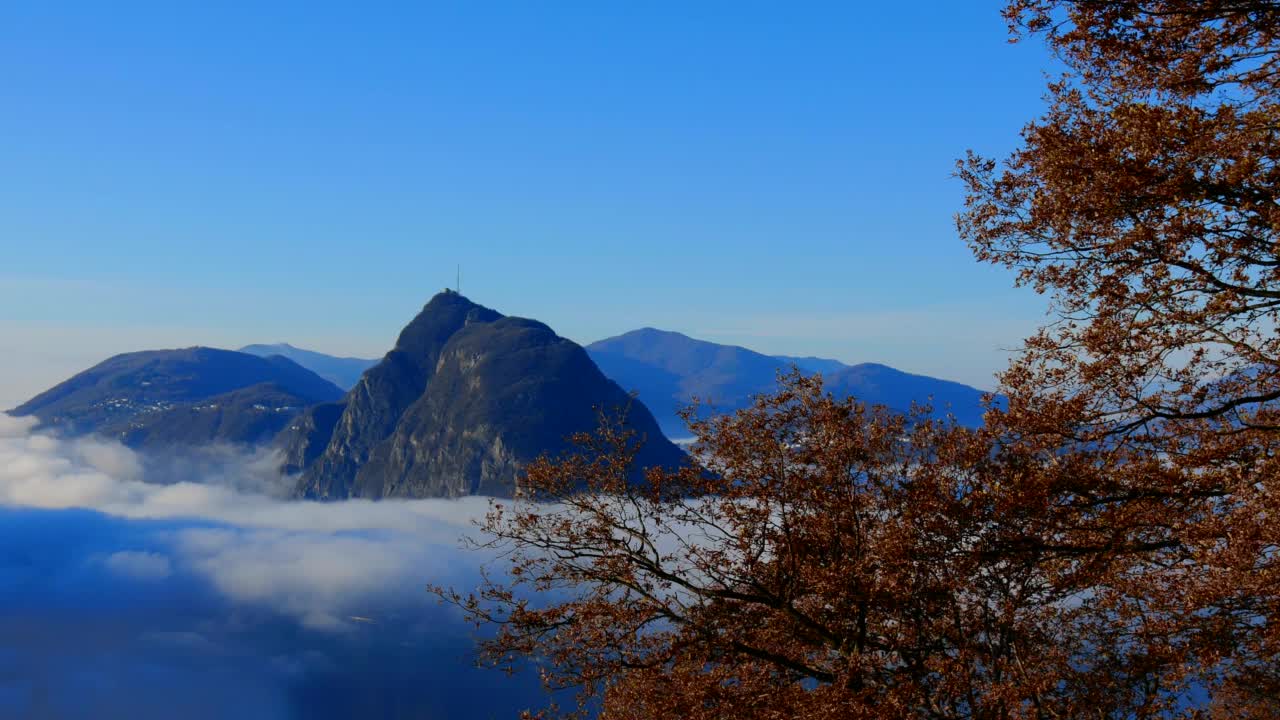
[{"xmin": 0, "ymin": 415, "xmax": 548, "ymax": 719}]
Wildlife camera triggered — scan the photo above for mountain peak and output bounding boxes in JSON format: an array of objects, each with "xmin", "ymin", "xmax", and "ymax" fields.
[
  {"xmin": 392, "ymin": 293, "xmax": 502, "ymax": 360},
  {"xmin": 425, "ymin": 288, "xmax": 473, "ymax": 306},
  {"xmin": 287, "ymin": 300, "xmax": 684, "ymax": 499},
  {"xmin": 624, "ymin": 327, "xmax": 692, "ymax": 340}
]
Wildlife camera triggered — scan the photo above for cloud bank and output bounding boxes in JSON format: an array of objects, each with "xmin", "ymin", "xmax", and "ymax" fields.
[{"xmin": 0, "ymin": 415, "xmax": 548, "ymax": 719}]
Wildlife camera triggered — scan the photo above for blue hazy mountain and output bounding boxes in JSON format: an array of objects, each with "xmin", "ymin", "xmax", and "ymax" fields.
[
  {"xmin": 238, "ymin": 343, "xmax": 376, "ymax": 390},
  {"xmin": 586, "ymin": 328, "xmax": 992, "ymax": 435},
  {"xmin": 286, "ymin": 292, "xmax": 686, "ymax": 499},
  {"xmin": 773, "ymin": 354, "xmax": 850, "ymax": 374},
  {"xmin": 11, "ymin": 347, "xmax": 344, "ymax": 448}
]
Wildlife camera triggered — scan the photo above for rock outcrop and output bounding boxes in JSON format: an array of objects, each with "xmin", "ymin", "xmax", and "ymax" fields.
[{"xmin": 287, "ymin": 292, "xmax": 685, "ymax": 499}]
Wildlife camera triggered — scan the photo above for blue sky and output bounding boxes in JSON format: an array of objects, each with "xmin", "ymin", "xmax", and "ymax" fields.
[{"xmin": 0, "ymin": 1, "xmax": 1055, "ymax": 406}]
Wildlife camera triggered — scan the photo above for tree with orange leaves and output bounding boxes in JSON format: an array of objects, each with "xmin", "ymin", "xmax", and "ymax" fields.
[
  {"xmin": 958, "ymin": 0, "xmax": 1280, "ymax": 710},
  {"xmin": 960, "ymin": 0, "xmax": 1280, "ymax": 441},
  {"xmin": 437, "ymin": 2, "xmax": 1280, "ymax": 717},
  {"xmin": 436, "ymin": 376, "xmax": 1170, "ymax": 718}
]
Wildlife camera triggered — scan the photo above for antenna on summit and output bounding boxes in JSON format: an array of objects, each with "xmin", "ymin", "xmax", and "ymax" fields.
[{"xmin": 456, "ymin": 265, "xmax": 461, "ymax": 295}]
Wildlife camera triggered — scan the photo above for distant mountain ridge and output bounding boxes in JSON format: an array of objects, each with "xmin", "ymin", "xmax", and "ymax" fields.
[
  {"xmin": 773, "ymin": 355, "xmax": 850, "ymax": 375},
  {"xmin": 10, "ymin": 347, "xmax": 344, "ymax": 448},
  {"xmin": 238, "ymin": 343, "xmax": 376, "ymax": 391},
  {"xmin": 586, "ymin": 328, "xmax": 991, "ymax": 434},
  {"xmin": 286, "ymin": 292, "xmax": 685, "ymax": 500},
  {"xmin": 13, "ymin": 310, "xmax": 988, "ymax": 488}
]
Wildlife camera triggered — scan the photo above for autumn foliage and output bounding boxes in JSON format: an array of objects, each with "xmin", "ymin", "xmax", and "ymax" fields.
[
  {"xmin": 436, "ymin": 2, "xmax": 1280, "ymax": 717},
  {"xmin": 958, "ymin": 0, "xmax": 1280, "ymax": 711},
  {"xmin": 441, "ymin": 386, "xmax": 978, "ymax": 717}
]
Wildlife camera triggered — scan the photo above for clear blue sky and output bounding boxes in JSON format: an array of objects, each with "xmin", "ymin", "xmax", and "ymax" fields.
[{"xmin": 0, "ymin": 1, "xmax": 1056, "ymax": 407}]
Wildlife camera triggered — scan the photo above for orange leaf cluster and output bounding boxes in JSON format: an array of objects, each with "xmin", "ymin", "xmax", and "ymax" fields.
[{"xmin": 435, "ymin": 3, "xmax": 1280, "ymax": 717}]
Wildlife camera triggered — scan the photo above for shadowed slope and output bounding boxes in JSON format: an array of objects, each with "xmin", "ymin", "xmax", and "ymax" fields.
[
  {"xmin": 11, "ymin": 348, "xmax": 343, "ymax": 448},
  {"xmin": 290, "ymin": 293, "xmax": 684, "ymax": 499}
]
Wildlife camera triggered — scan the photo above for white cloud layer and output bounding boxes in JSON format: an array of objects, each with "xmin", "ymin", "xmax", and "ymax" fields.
[
  {"xmin": 0, "ymin": 414, "xmax": 547, "ymax": 719},
  {"xmin": 0, "ymin": 413, "xmax": 491, "ymax": 627},
  {"xmin": 103, "ymin": 550, "xmax": 173, "ymax": 581}
]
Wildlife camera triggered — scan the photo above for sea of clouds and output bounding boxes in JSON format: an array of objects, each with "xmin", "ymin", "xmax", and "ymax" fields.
[{"xmin": 0, "ymin": 414, "xmax": 549, "ymax": 719}]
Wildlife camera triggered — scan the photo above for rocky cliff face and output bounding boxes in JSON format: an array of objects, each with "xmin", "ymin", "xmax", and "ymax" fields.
[
  {"xmin": 287, "ymin": 292, "xmax": 684, "ymax": 499},
  {"xmin": 291, "ymin": 292, "xmax": 502, "ymax": 497},
  {"xmin": 275, "ymin": 401, "xmax": 346, "ymax": 475}
]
